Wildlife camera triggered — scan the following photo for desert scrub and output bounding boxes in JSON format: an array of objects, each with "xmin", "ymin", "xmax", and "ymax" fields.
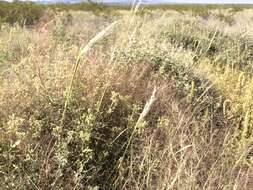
[
  {"xmin": 116, "ymin": 25, "xmax": 221, "ymax": 110},
  {"xmin": 51, "ymin": 91, "xmax": 143, "ymax": 189},
  {"xmin": 0, "ymin": 25, "xmax": 32, "ymax": 63},
  {"xmin": 0, "ymin": 51, "xmax": 174, "ymax": 189},
  {"xmin": 160, "ymin": 19, "xmax": 253, "ymax": 72},
  {"xmin": 49, "ymin": 12, "xmax": 73, "ymax": 45},
  {"xmin": 215, "ymin": 12, "xmax": 235, "ymax": 25},
  {"xmin": 0, "ymin": 1, "xmax": 45, "ymax": 26},
  {"xmin": 1, "ymin": 8, "xmax": 253, "ymax": 190},
  {"xmin": 0, "ymin": 54, "xmax": 148, "ymax": 189},
  {"xmin": 195, "ymin": 59, "xmax": 253, "ymax": 166},
  {"xmin": 0, "ymin": 20, "xmax": 159, "ymax": 188}
]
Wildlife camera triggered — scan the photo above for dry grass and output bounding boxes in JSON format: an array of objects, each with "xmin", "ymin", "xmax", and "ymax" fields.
[{"xmin": 0, "ymin": 7, "xmax": 253, "ymax": 190}]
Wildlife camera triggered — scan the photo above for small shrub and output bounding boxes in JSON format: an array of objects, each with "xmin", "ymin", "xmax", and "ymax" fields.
[{"xmin": 0, "ymin": 1, "xmax": 45, "ymax": 26}]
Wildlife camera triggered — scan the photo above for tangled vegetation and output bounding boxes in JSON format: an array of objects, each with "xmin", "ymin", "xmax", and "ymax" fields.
[{"xmin": 0, "ymin": 3, "xmax": 253, "ymax": 190}]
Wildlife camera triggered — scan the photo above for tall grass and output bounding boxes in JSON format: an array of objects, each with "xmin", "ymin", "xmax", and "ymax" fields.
[{"xmin": 0, "ymin": 6, "xmax": 253, "ymax": 190}]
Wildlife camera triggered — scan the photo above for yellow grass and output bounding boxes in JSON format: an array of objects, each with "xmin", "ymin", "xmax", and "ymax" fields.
[{"xmin": 0, "ymin": 7, "xmax": 253, "ymax": 189}]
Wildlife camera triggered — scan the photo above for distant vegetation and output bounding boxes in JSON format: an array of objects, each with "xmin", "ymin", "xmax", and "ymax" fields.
[
  {"xmin": 1, "ymin": 1, "xmax": 253, "ymax": 26},
  {"xmin": 0, "ymin": 1, "xmax": 45, "ymax": 25},
  {"xmin": 0, "ymin": 1, "xmax": 123, "ymax": 26}
]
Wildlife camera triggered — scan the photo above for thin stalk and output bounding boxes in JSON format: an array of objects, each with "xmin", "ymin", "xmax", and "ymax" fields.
[
  {"xmin": 60, "ymin": 21, "xmax": 118, "ymax": 128},
  {"xmin": 122, "ymin": 86, "xmax": 157, "ymax": 162}
]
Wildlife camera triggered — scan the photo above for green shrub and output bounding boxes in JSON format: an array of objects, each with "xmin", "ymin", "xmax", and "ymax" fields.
[{"xmin": 0, "ymin": 1, "xmax": 45, "ymax": 26}]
